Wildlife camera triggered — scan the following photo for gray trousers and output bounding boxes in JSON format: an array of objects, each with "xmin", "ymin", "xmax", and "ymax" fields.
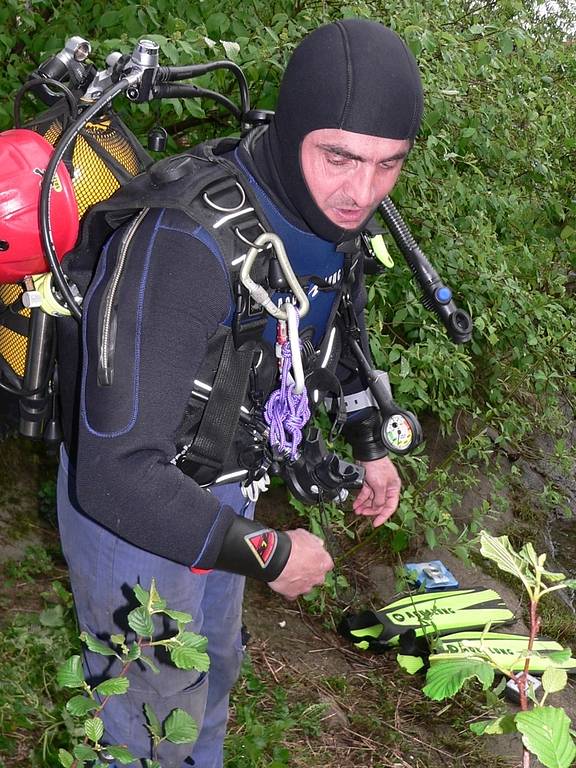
[{"xmin": 57, "ymin": 449, "xmax": 253, "ymax": 767}]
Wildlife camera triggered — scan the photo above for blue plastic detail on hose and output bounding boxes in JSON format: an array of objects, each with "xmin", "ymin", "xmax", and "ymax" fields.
[{"xmin": 435, "ymin": 286, "xmax": 452, "ymax": 304}]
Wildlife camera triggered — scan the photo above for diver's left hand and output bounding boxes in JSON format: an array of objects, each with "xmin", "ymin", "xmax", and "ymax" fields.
[{"xmin": 353, "ymin": 456, "xmax": 401, "ymax": 527}]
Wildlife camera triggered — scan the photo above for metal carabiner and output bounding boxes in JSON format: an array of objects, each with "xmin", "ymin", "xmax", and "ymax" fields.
[{"xmin": 239, "ymin": 232, "xmax": 310, "ymax": 321}]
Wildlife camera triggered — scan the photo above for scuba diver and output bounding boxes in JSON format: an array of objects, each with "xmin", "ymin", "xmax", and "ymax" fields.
[{"xmin": 55, "ymin": 18, "xmax": 424, "ymax": 768}]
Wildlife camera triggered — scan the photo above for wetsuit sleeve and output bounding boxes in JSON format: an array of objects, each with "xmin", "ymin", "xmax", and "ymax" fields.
[
  {"xmin": 337, "ymin": 276, "xmax": 388, "ymax": 462},
  {"xmin": 74, "ymin": 207, "xmax": 277, "ymax": 571}
]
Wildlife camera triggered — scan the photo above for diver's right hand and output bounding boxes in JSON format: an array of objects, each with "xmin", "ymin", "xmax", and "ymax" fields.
[{"xmin": 268, "ymin": 528, "xmax": 333, "ymax": 600}]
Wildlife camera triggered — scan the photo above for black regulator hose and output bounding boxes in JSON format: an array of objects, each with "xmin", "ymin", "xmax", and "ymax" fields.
[
  {"xmin": 13, "ymin": 77, "xmax": 78, "ymax": 128},
  {"xmin": 39, "ymin": 78, "xmax": 132, "ymax": 321},
  {"xmin": 153, "ymin": 83, "xmax": 242, "ymax": 120},
  {"xmin": 157, "ymin": 61, "xmax": 250, "ymax": 116},
  {"xmin": 378, "ymin": 198, "xmax": 473, "ymax": 344}
]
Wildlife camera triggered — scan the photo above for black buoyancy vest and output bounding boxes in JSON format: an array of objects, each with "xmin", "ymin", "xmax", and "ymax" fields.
[{"xmin": 61, "ymin": 137, "xmax": 354, "ymax": 487}]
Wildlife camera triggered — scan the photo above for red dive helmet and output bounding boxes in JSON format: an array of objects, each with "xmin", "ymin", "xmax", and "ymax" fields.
[{"xmin": 0, "ymin": 129, "xmax": 79, "ymax": 283}]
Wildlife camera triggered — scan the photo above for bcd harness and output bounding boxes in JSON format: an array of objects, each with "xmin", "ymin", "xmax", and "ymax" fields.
[{"xmin": 64, "ymin": 133, "xmax": 384, "ymax": 503}]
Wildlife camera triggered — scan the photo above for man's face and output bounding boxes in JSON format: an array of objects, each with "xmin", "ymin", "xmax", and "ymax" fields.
[{"xmin": 300, "ymin": 128, "xmax": 410, "ymax": 229}]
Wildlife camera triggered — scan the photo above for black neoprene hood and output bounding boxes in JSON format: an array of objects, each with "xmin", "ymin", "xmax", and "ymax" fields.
[{"xmin": 260, "ymin": 18, "xmax": 424, "ymax": 242}]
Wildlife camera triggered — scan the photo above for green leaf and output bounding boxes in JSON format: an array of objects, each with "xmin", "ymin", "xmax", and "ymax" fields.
[
  {"xmin": 169, "ymin": 633, "xmax": 210, "ymax": 671},
  {"xmin": 149, "ymin": 579, "xmax": 167, "ymax": 612},
  {"xmin": 128, "ymin": 606, "xmax": 155, "ymax": 638},
  {"xmin": 58, "ymin": 748, "xmax": 74, "ymax": 768},
  {"xmin": 125, "ymin": 643, "xmax": 142, "ymax": 662},
  {"xmin": 104, "ymin": 745, "xmax": 137, "ymax": 764},
  {"xmin": 548, "ymin": 649, "xmax": 573, "ymax": 664},
  {"xmin": 423, "ymin": 658, "xmax": 494, "ymax": 701},
  {"xmin": 140, "ymin": 654, "xmax": 160, "ymax": 674},
  {"xmin": 499, "ymin": 33, "xmax": 514, "ymax": 55},
  {"xmin": 95, "ymin": 677, "xmax": 130, "ymax": 696},
  {"xmin": 80, "ymin": 632, "xmax": 119, "ymax": 657},
  {"xmin": 73, "ymin": 745, "xmax": 99, "ymax": 761},
  {"xmin": 66, "ymin": 695, "xmax": 98, "ymax": 717},
  {"xmin": 39, "ymin": 604, "xmax": 65, "ymax": 627},
  {"xmin": 516, "ymin": 707, "xmax": 576, "ymax": 768},
  {"xmin": 542, "ymin": 668, "xmax": 568, "ymax": 695},
  {"xmin": 162, "ymin": 608, "xmax": 193, "ymax": 625},
  {"xmin": 111, "ymin": 633, "xmax": 126, "ymax": 646},
  {"xmin": 133, "ymin": 584, "xmax": 150, "ymax": 607},
  {"xmin": 478, "ymin": 531, "xmax": 536, "ymax": 590},
  {"xmin": 470, "ymin": 713, "xmax": 517, "ymax": 735},
  {"xmin": 84, "ymin": 716, "xmax": 105, "ymax": 743},
  {"xmin": 163, "ymin": 708, "xmax": 198, "ymax": 744},
  {"xmin": 57, "ymin": 656, "xmax": 85, "ymax": 689},
  {"xmin": 144, "ymin": 703, "xmax": 163, "ymax": 739},
  {"xmin": 397, "ymin": 654, "xmax": 425, "ymax": 674}
]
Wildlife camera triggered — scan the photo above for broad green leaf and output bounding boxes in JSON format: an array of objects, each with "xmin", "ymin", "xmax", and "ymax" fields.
[
  {"xmin": 397, "ymin": 654, "xmax": 425, "ymax": 674},
  {"xmin": 144, "ymin": 703, "xmax": 163, "ymax": 739},
  {"xmin": 58, "ymin": 748, "xmax": 74, "ymax": 768},
  {"xmin": 162, "ymin": 608, "xmax": 193, "ymax": 625},
  {"xmin": 39, "ymin": 605, "xmax": 65, "ymax": 627},
  {"xmin": 80, "ymin": 632, "xmax": 119, "ymax": 657},
  {"xmin": 66, "ymin": 695, "xmax": 98, "ymax": 717},
  {"xmin": 133, "ymin": 584, "xmax": 150, "ymax": 607},
  {"xmin": 516, "ymin": 707, "xmax": 576, "ymax": 768},
  {"xmin": 163, "ymin": 708, "xmax": 198, "ymax": 744},
  {"xmin": 221, "ymin": 39, "xmax": 240, "ymax": 60},
  {"xmin": 470, "ymin": 713, "xmax": 517, "ymax": 735},
  {"xmin": 95, "ymin": 677, "xmax": 130, "ymax": 696},
  {"xmin": 542, "ymin": 668, "xmax": 568, "ymax": 695},
  {"xmin": 84, "ymin": 716, "xmax": 105, "ymax": 743},
  {"xmin": 169, "ymin": 633, "xmax": 210, "ymax": 671},
  {"xmin": 140, "ymin": 654, "xmax": 160, "ymax": 674},
  {"xmin": 479, "ymin": 531, "xmax": 536, "ymax": 589},
  {"xmin": 57, "ymin": 656, "xmax": 85, "ymax": 689},
  {"xmin": 73, "ymin": 745, "xmax": 98, "ymax": 761},
  {"xmin": 423, "ymin": 658, "xmax": 494, "ymax": 701},
  {"xmin": 111, "ymin": 633, "xmax": 126, "ymax": 646},
  {"xmin": 104, "ymin": 745, "xmax": 137, "ymax": 764},
  {"xmin": 128, "ymin": 606, "xmax": 155, "ymax": 638},
  {"xmin": 548, "ymin": 649, "xmax": 573, "ymax": 664}
]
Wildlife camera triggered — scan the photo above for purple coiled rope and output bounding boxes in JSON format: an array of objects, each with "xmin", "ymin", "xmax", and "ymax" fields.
[{"xmin": 264, "ymin": 336, "xmax": 310, "ymax": 459}]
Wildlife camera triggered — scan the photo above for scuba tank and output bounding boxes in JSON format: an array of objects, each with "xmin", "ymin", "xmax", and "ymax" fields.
[{"xmin": 0, "ymin": 39, "xmax": 153, "ymax": 441}]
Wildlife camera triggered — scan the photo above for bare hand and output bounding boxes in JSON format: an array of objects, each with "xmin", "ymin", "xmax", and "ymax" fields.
[
  {"xmin": 268, "ymin": 528, "xmax": 333, "ymax": 600},
  {"xmin": 353, "ymin": 456, "xmax": 401, "ymax": 527}
]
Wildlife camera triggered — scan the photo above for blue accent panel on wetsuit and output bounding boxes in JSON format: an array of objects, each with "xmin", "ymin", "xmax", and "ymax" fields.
[{"xmin": 235, "ymin": 152, "xmax": 344, "ymax": 348}]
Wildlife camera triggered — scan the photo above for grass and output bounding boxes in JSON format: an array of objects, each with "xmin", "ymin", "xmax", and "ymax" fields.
[{"xmin": 0, "ymin": 547, "xmax": 79, "ymax": 768}]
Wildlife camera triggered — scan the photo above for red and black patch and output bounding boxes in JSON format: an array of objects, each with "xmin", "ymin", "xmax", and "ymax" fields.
[{"xmin": 244, "ymin": 528, "xmax": 278, "ymax": 569}]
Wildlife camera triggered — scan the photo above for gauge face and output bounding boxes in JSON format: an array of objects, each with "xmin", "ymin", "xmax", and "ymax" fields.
[{"xmin": 384, "ymin": 413, "xmax": 414, "ymax": 452}]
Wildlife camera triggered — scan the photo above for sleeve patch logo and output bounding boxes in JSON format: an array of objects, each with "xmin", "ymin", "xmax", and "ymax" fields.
[{"xmin": 244, "ymin": 528, "xmax": 278, "ymax": 569}]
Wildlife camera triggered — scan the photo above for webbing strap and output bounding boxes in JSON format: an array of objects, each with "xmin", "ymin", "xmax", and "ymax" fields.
[{"xmin": 191, "ymin": 331, "xmax": 254, "ymax": 471}]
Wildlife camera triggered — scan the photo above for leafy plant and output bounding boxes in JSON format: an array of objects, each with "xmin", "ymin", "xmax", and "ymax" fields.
[
  {"xmin": 399, "ymin": 531, "xmax": 576, "ymax": 768},
  {"xmin": 56, "ymin": 580, "xmax": 209, "ymax": 768}
]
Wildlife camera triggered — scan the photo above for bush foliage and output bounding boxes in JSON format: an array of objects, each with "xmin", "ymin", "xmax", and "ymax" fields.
[{"xmin": 0, "ymin": 0, "xmax": 574, "ymax": 544}]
